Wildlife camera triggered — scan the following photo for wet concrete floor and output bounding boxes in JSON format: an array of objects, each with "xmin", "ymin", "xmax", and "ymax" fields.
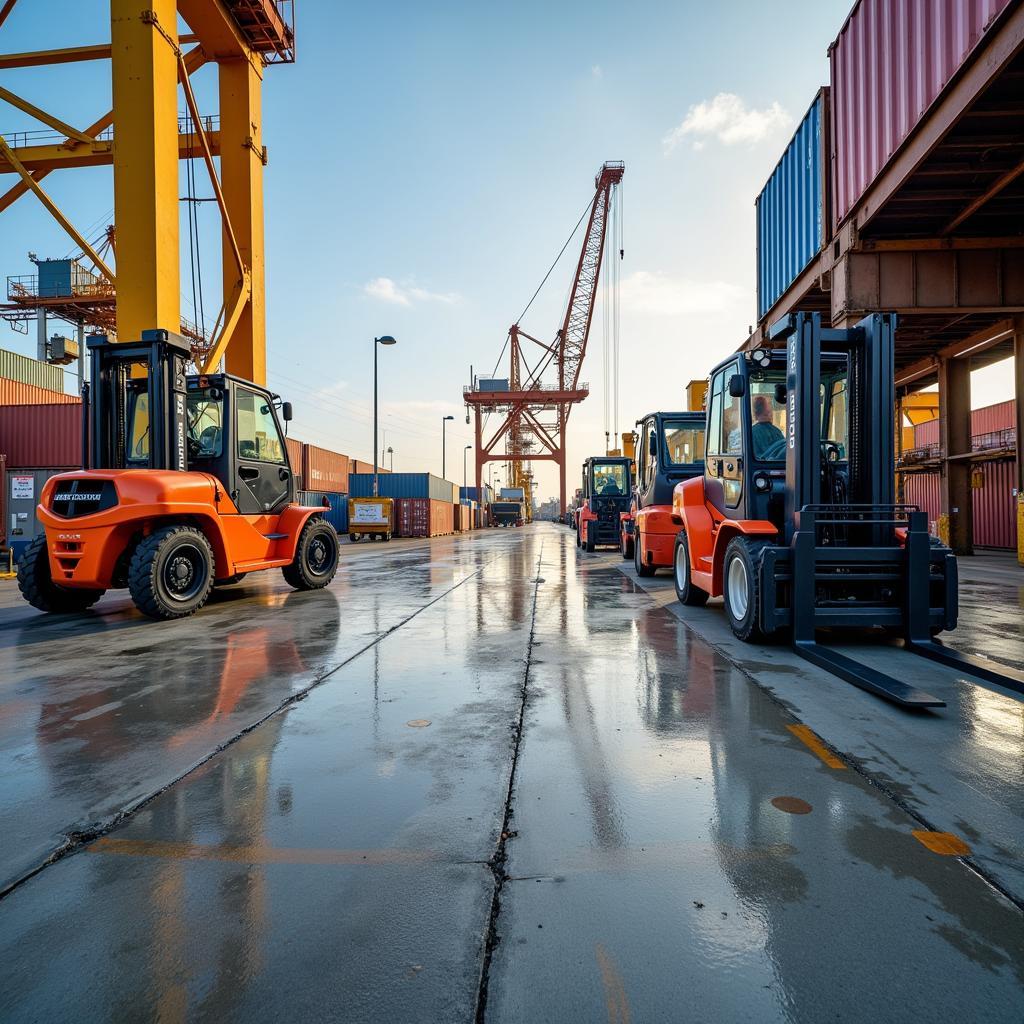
[{"xmin": 0, "ymin": 525, "xmax": 1021, "ymax": 1021}]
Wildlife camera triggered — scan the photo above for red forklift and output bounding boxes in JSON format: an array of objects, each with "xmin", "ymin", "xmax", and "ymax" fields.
[
  {"xmin": 670, "ymin": 312, "xmax": 1024, "ymax": 708},
  {"xmin": 576, "ymin": 456, "xmax": 632, "ymax": 552},
  {"xmin": 621, "ymin": 411, "xmax": 705, "ymax": 577},
  {"xmin": 18, "ymin": 331, "xmax": 339, "ymax": 620}
]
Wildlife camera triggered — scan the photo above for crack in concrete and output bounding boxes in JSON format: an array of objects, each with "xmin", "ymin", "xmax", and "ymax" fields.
[{"xmin": 473, "ymin": 542, "xmax": 544, "ymax": 1023}]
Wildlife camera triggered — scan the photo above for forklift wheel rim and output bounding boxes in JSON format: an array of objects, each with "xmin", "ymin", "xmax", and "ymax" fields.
[
  {"xmin": 675, "ymin": 539, "xmax": 688, "ymax": 590},
  {"xmin": 727, "ymin": 555, "xmax": 749, "ymax": 620},
  {"xmin": 307, "ymin": 533, "xmax": 336, "ymax": 577},
  {"xmin": 163, "ymin": 542, "xmax": 209, "ymax": 602}
]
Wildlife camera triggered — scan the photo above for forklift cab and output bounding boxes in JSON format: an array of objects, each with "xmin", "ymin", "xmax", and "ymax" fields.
[
  {"xmin": 89, "ymin": 331, "xmax": 296, "ymax": 514},
  {"xmin": 702, "ymin": 348, "xmax": 849, "ymax": 539},
  {"xmin": 635, "ymin": 411, "xmax": 705, "ymax": 508},
  {"xmin": 579, "ymin": 456, "xmax": 632, "ymax": 550}
]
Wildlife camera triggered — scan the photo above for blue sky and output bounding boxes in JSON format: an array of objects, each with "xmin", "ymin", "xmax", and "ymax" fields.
[{"xmin": 1, "ymin": 2, "xmax": 1011, "ymax": 497}]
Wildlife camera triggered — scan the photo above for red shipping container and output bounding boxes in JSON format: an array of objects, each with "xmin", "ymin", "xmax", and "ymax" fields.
[
  {"xmin": 395, "ymin": 498, "xmax": 454, "ymax": 538},
  {"xmin": 285, "ymin": 436, "xmax": 303, "ymax": 482},
  {"xmin": 830, "ymin": 0, "xmax": 1013, "ymax": 228},
  {"xmin": 0, "ymin": 378, "xmax": 79, "ymax": 406},
  {"xmin": 911, "ymin": 399, "xmax": 1017, "ymax": 449},
  {"xmin": 973, "ymin": 459, "xmax": 1017, "ymax": 549},
  {"xmin": 0, "ymin": 402, "xmax": 82, "ymax": 467},
  {"xmin": 902, "ymin": 472, "xmax": 942, "ymax": 533},
  {"xmin": 302, "ymin": 444, "xmax": 350, "ymax": 492}
]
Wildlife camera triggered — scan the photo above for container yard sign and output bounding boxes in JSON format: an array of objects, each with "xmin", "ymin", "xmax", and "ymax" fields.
[
  {"xmin": 353, "ymin": 502, "xmax": 386, "ymax": 524},
  {"xmin": 11, "ymin": 475, "xmax": 34, "ymax": 500}
]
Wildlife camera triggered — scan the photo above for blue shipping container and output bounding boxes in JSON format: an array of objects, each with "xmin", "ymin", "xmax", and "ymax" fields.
[
  {"xmin": 460, "ymin": 485, "xmax": 494, "ymax": 503},
  {"xmin": 298, "ymin": 490, "xmax": 348, "ymax": 534},
  {"xmin": 756, "ymin": 89, "xmax": 829, "ymax": 322},
  {"xmin": 349, "ymin": 472, "xmax": 456, "ymax": 503}
]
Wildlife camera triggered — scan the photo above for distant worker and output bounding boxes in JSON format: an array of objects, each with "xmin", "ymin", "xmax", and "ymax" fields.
[{"xmin": 751, "ymin": 394, "xmax": 784, "ymax": 458}]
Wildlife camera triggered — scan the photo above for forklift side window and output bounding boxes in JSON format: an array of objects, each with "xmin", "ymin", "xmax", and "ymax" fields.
[
  {"xmin": 748, "ymin": 372, "xmax": 788, "ymax": 460},
  {"xmin": 662, "ymin": 422, "xmax": 704, "ymax": 465},
  {"xmin": 236, "ymin": 389, "xmax": 286, "ymax": 464},
  {"xmin": 706, "ymin": 376, "xmax": 723, "ymax": 456},
  {"xmin": 187, "ymin": 389, "xmax": 224, "ymax": 459}
]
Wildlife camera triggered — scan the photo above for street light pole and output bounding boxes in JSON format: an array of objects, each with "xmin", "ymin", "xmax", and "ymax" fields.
[
  {"xmin": 463, "ymin": 444, "xmax": 472, "ymax": 495},
  {"xmin": 373, "ymin": 336, "xmax": 397, "ymax": 497},
  {"xmin": 442, "ymin": 414, "xmax": 454, "ymax": 479},
  {"xmin": 387, "ymin": 446, "xmax": 394, "ymax": 473}
]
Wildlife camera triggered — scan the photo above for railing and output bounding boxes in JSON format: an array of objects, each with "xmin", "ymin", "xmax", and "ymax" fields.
[
  {"xmin": 7, "ymin": 275, "xmax": 115, "ymax": 302},
  {"xmin": 972, "ymin": 428, "xmax": 1015, "ymax": 452},
  {"xmin": 463, "ymin": 382, "xmax": 590, "ymax": 395},
  {"xmin": 1, "ymin": 114, "xmax": 219, "ymax": 150}
]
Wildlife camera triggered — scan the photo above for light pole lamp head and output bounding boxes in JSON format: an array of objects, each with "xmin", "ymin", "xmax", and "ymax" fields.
[
  {"xmin": 376, "ymin": 335, "xmax": 397, "ymax": 346},
  {"xmin": 443, "ymin": 414, "xmax": 454, "ymax": 421},
  {"xmin": 387, "ymin": 446, "xmax": 394, "ymax": 454}
]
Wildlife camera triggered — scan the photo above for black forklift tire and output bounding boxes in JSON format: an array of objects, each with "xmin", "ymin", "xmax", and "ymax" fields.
[
  {"xmin": 576, "ymin": 526, "xmax": 581, "ymax": 548},
  {"xmin": 673, "ymin": 531, "xmax": 708, "ymax": 606},
  {"xmin": 621, "ymin": 530, "xmax": 634, "ymax": 560},
  {"xmin": 283, "ymin": 517, "xmax": 339, "ymax": 591},
  {"xmin": 584, "ymin": 524, "xmax": 596, "ymax": 553},
  {"xmin": 722, "ymin": 536, "xmax": 767, "ymax": 642},
  {"xmin": 128, "ymin": 525, "xmax": 215, "ymax": 620},
  {"xmin": 17, "ymin": 533, "xmax": 105, "ymax": 613},
  {"xmin": 349, "ymin": 533, "xmax": 358, "ymax": 543},
  {"xmin": 633, "ymin": 530, "xmax": 655, "ymax": 577}
]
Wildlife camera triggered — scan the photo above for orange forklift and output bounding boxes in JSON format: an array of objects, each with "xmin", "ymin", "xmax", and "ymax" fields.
[
  {"xmin": 18, "ymin": 331, "xmax": 339, "ymax": 620},
  {"xmin": 576, "ymin": 456, "xmax": 632, "ymax": 552},
  {"xmin": 621, "ymin": 411, "xmax": 705, "ymax": 578},
  {"xmin": 669, "ymin": 312, "xmax": 1024, "ymax": 708}
]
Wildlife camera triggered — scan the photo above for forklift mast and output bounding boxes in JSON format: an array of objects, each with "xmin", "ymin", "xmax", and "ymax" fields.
[{"xmin": 84, "ymin": 330, "xmax": 192, "ymax": 472}]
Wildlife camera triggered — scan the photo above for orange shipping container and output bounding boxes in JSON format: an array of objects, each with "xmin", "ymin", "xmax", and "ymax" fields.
[
  {"xmin": 395, "ymin": 498, "xmax": 454, "ymax": 538},
  {"xmin": 0, "ymin": 378, "xmax": 78, "ymax": 407},
  {"xmin": 285, "ymin": 436, "xmax": 303, "ymax": 485},
  {"xmin": 302, "ymin": 444, "xmax": 350, "ymax": 492}
]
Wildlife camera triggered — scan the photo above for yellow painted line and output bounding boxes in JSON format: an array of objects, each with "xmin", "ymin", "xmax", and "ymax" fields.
[
  {"xmin": 88, "ymin": 837, "xmax": 439, "ymax": 866},
  {"xmin": 595, "ymin": 944, "xmax": 632, "ymax": 1024},
  {"xmin": 912, "ymin": 830, "xmax": 972, "ymax": 856},
  {"xmin": 786, "ymin": 724, "xmax": 847, "ymax": 770}
]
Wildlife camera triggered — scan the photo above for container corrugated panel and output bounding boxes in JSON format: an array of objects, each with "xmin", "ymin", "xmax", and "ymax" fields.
[
  {"xmin": 297, "ymin": 489, "xmax": 349, "ymax": 534},
  {"xmin": 0, "ymin": 378, "xmax": 78, "ymax": 407},
  {"xmin": 302, "ymin": 444, "xmax": 350, "ymax": 492},
  {"xmin": 0, "ymin": 403, "xmax": 82, "ymax": 467},
  {"xmin": 973, "ymin": 459, "xmax": 1017, "ymax": 549},
  {"xmin": 971, "ymin": 399, "xmax": 1015, "ymax": 435},
  {"xmin": 459, "ymin": 485, "xmax": 494, "ymax": 503},
  {"xmin": 285, "ymin": 436, "xmax": 303, "ymax": 485},
  {"xmin": 395, "ymin": 498, "xmax": 454, "ymax": 537},
  {"xmin": 902, "ymin": 472, "xmax": 943, "ymax": 534},
  {"xmin": 0, "ymin": 348, "xmax": 66, "ymax": 392},
  {"xmin": 756, "ymin": 89, "xmax": 828, "ymax": 321},
  {"xmin": 913, "ymin": 419, "xmax": 940, "ymax": 448},
  {"xmin": 5, "ymin": 466, "xmax": 75, "ymax": 559},
  {"xmin": 349, "ymin": 472, "xmax": 460, "ymax": 502},
  {"xmin": 0, "ymin": 454, "xmax": 5, "ymax": 546},
  {"xmin": 830, "ymin": 0, "xmax": 1013, "ymax": 228}
]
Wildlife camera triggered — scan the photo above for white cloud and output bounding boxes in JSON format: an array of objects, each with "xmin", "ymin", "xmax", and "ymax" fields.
[
  {"xmin": 619, "ymin": 271, "xmax": 745, "ymax": 316},
  {"xmin": 363, "ymin": 277, "xmax": 459, "ymax": 306},
  {"xmin": 591, "ymin": 64, "xmax": 603, "ymax": 79},
  {"xmin": 663, "ymin": 93, "xmax": 790, "ymax": 152}
]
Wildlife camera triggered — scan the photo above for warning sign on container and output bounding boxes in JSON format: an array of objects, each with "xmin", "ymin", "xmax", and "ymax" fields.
[{"xmin": 10, "ymin": 475, "xmax": 34, "ymax": 500}]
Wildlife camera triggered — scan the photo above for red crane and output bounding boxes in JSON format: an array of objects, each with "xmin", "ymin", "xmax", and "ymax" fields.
[{"xmin": 465, "ymin": 160, "xmax": 624, "ymax": 514}]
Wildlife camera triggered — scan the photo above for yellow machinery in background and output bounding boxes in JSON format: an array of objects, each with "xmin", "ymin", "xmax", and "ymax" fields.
[
  {"xmin": 686, "ymin": 379, "xmax": 707, "ymax": 412},
  {"xmin": 348, "ymin": 497, "xmax": 394, "ymax": 543}
]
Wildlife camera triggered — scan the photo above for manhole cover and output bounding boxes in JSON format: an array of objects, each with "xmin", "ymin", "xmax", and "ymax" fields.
[
  {"xmin": 406, "ymin": 719, "xmax": 431, "ymax": 728},
  {"xmin": 771, "ymin": 796, "xmax": 812, "ymax": 815}
]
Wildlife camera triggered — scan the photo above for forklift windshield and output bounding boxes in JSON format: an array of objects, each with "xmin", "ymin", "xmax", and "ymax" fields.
[
  {"xmin": 592, "ymin": 464, "xmax": 627, "ymax": 495},
  {"xmin": 748, "ymin": 364, "xmax": 849, "ymax": 461},
  {"xmin": 662, "ymin": 420, "xmax": 704, "ymax": 465}
]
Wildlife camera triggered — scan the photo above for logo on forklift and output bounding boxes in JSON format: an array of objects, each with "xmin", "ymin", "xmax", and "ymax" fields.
[
  {"xmin": 175, "ymin": 393, "xmax": 187, "ymax": 470},
  {"xmin": 787, "ymin": 337, "xmax": 796, "ymax": 450}
]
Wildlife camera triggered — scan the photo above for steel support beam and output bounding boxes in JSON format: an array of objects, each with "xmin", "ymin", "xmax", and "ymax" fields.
[
  {"xmin": 0, "ymin": 36, "xmax": 198, "ymax": 70},
  {"xmin": 177, "ymin": 0, "xmax": 251, "ymax": 60},
  {"xmin": 218, "ymin": 56, "xmax": 265, "ymax": 383},
  {"xmin": 110, "ymin": 0, "xmax": 180, "ymax": 341},
  {"xmin": 0, "ymin": 132, "xmax": 221, "ymax": 174},
  {"xmin": 938, "ymin": 356, "xmax": 973, "ymax": 555}
]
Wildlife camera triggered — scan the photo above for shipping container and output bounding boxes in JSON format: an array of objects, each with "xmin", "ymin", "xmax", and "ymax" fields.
[
  {"xmin": 0, "ymin": 403, "xmax": 82, "ymax": 467},
  {"xmin": 478, "ymin": 378, "xmax": 509, "ymax": 392},
  {"xmin": 285, "ymin": 436, "xmax": 304, "ymax": 485},
  {"xmin": 902, "ymin": 472, "xmax": 942, "ymax": 535},
  {"xmin": 302, "ymin": 444, "xmax": 350, "ymax": 492},
  {"xmin": 349, "ymin": 472, "xmax": 459, "ymax": 503},
  {"xmin": 0, "ymin": 347, "xmax": 66, "ymax": 393},
  {"xmin": 4, "ymin": 466, "xmax": 75, "ymax": 560},
  {"xmin": 35, "ymin": 257, "xmax": 101, "ymax": 298},
  {"xmin": 830, "ymin": 0, "xmax": 1013, "ymax": 228},
  {"xmin": 0, "ymin": 378, "xmax": 79, "ymax": 407},
  {"xmin": 394, "ymin": 498, "xmax": 454, "ymax": 538},
  {"xmin": 297, "ymin": 490, "xmax": 349, "ymax": 535},
  {"xmin": 911, "ymin": 399, "xmax": 1016, "ymax": 449},
  {"xmin": 460, "ymin": 485, "xmax": 494, "ymax": 504},
  {"xmin": 756, "ymin": 89, "xmax": 829, "ymax": 321},
  {"xmin": 0, "ymin": 454, "xmax": 5, "ymax": 546},
  {"xmin": 973, "ymin": 459, "xmax": 1017, "ymax": 549}
]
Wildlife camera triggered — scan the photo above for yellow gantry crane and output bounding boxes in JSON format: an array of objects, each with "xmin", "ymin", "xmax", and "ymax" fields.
[{"xmin": 0, "ymin": 0, "xmax": 295, "ymax": 385}]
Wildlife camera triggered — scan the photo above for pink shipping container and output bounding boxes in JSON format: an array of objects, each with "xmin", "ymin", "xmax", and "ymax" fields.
[
  {"xmin": 302, "ymin": 444, "xmax": 350, "ymax": 492},
  {"xmin": 902, "ymin": 472, "xmax": 942, "ymax": 532},
  {"xmin": 911, "ymin": 399, "xmax": 1016, "ymax": 449},
  {"xmin": 0, "ymin": 378, "xmax": 79, "ymax": 407},
  {"xmin": 395, "ymin": 498, "xmax": 454, "ymax": 538},
  {"xmin": 830, "ymin": 0, "xmax": 1013, "ymax": 228},
  {"xmin": 0, "ymin": 402, "xmax": 82, "ymax": 467}
]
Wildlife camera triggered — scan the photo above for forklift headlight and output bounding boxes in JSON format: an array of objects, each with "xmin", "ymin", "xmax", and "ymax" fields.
[
  {"xmin": 754, "ymin": 472, "xmax": 771, "ymax": 492},
  {"xmin": 752, "ymin": 348, "xmax": 771, "ymax": 368}
]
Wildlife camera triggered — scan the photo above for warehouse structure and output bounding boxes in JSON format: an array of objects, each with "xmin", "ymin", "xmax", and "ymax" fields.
[{"xmin": 750, "ymin": 0, "xmax": 1024, "ymax": 560}]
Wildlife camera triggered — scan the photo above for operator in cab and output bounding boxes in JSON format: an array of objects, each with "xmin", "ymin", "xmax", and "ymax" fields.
[
  {"xmin": 599, "ymin": 475, "xmax": 622, "ymax": 496},
  {"xmin": 751, "ymin": 394, "xmax": 784, "ymax": 458}
]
